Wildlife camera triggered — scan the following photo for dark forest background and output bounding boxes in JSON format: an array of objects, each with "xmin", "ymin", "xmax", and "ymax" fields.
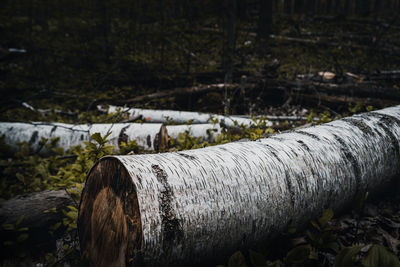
[{"xmin": 1, "ymin": 0, "xmax": 400, "ymax": 118}]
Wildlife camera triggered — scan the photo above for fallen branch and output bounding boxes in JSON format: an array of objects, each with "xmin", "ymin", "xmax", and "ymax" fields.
[
  {"xmin": 124, "ymin": 83, "xmax": 257, "ymax": 104},
  {"xmin": 295, "ymin": 92, "xmax": 399, "ymax": 108},
  {"xmin": 79, "ymin": 105, "xmax": 400, "ymax": 266},
  {"xmin": 289, "ymin": 81, "xmax": 400, "ymax": 101}
]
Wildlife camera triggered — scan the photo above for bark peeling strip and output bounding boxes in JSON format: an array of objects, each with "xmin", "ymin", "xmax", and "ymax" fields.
[{"xmin": 78, "ymin": 105, "xmax": 400, "ymax": 267}]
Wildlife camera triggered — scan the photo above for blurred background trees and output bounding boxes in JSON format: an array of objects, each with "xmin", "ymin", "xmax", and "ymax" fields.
[{"xmin": 1, "ymin": 0, "xmax": 399, "ymax": 113}]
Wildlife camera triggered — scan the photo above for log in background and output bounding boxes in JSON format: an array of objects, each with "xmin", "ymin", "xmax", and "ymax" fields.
[{"xmin": 78, "ymin": 105, "xmax": 400, "ymax": 266}]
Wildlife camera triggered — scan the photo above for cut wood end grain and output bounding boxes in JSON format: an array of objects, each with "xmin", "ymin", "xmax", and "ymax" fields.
[{"xmin": 79, "ymin": 158, "xmax": 143, "ymax": 267}]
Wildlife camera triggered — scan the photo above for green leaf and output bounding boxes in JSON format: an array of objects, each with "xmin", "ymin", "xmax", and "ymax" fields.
[
  {"xmin": 44, "ymin": 207, "xmax": 57, "ymax": 213},
  {"xmin": 285, "ymin": 244, "xmax": 311, "ymax": 264},
  {"xmin": 325, "ymin": 241, "xmax": 340, "ymax": 253},
  {"xmin": 17, "ymin": 233, "xmax": 29, "ymax": 242},
  {"xmin": 16, "ymin": 173, "xmax": 25, "ymax": 183},
  {"xmin": 267, "ymin": 260, "xmax": 281, "ymax": 267},
  {"xmin": 333, "ymin": 245, "xmax": 363, "ymax": 267},
  {"xmin": 4, "ymin": 241, "xmax": 15, "ymax": 246},
  {"xmin": 310, "ymin": 220, "xmax": 321, "ymax": 231},
  {"xmin": 249, "ymin": 249, "xmax": 266, "ymax": 267},
  {"xmin": 17, "ymin": 227, "xmax": 29, "ymax": 232},
  {"xmin": 91, "ymin": 132, "xmax": 103, "ymax": 144},
  {"xmin": 2, "ymin": 223, "xmax": 15, "ymax": 231},
  {"xmin": 362, "ymin": 244, "xmax": 400, "ymax": 267},
  {"xmin": 15, "ymin": 215, "xmax": 24, "ymax": 226},
  {"xmin": 228, "ymin": 251, "xmax": 246, "ymax": 267},
  {"xmin": 318, "ymin": 208, "xmax": 334, "ymax": 227},
  {"xmin": 50, "ymin": 222, "xmax": 62, "ymax": 232},
  {"xmin": 67, "ymin": 205, "xmax": 78, "ymax": 212}
]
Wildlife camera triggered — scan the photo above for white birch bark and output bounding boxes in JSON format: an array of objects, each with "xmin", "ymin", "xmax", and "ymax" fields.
[
  {"xmin": 100, "ymin": 105, "xmax": 273, "ymax": 127},
  {"xmin": 79, "ymin": 105, "xmax": 400, "ymax": 266},
  {"xmin": 0, "ymin": 122, "xmax": 220, "ymax": 152}
]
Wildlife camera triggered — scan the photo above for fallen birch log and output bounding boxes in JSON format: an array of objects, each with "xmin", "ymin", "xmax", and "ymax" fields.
[
  {"xmin": 99, "ymin": 105, "xmax": 274, "ymax": 127},
  {"xmin": 0, "ymin": 122, "xmax": 220, "ymax": 153},
  {"xmin": 78, "ymin": 105, "xmax": 400, "ymax": 266},
  {"xmin": 0, "ymin": 190, "xmax": 74, "ymax": 247}
]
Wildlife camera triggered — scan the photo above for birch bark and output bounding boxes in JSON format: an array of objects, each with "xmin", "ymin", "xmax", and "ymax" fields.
[
  {"xmin": 78, "ymin": 105, "xmax": 400, "ymax": 266},
  {"xmin": 0, "ymin": 122, "xmax": 220, "ymax": 152},
  {"xmin": 101, "ymin": 105, "xmax": 273, "ymax": 127}
]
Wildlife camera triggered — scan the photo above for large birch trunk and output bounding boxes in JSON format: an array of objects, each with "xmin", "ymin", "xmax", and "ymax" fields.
[
  {"xmin": 100, "ymin": 105, "xmax": 273, "ymax": 127},
  {"xmin": 78, "ymin": 105, "xmax": 400, "ymax": 266},
  {"xmin": 0, "ymin": 122, "xmax": 220, "ymax": 153}
]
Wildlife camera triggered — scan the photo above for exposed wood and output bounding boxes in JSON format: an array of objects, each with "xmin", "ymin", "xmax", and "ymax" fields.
[
  {"xmin": 0, "ymin": 122, "xmax": 221, "ymax": 153},
  {"xmin": 123, "ymin": 83, "xmax": 257, "ymax": 104},
  {"xmin": 79, "ymin": 105, "xmax": 400, "ymax": 266},
  {"xmin": 0, "ymin": 190, "xmax": 74, "ymax": 248}
]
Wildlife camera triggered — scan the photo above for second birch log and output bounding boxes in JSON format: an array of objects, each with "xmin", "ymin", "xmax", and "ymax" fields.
[
  {"xmin": 78, "ymin": 105, "xmax": 400, "ymax": 266},
  {"xmin": 0, "ymin": 122, "xmax": 221, "ymax": 153},
  {"xmin": 100, "ymin": 105, "xmax": 273, "ymax": 127}
]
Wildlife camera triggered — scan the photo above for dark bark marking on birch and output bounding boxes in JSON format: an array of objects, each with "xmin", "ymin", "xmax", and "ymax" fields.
[
  {"xmin": 29, "ymin": 131, "xmax": 38, "ymax": 145},
  {"xmin": 262, "ymin": 144, "xmax": 283, "ymax": 164},
  {"xmin": 80, "ymin": 134, "xmax": 84, "ymax": 140},
  {"xmin": 50, "ymin": 126, "xmax": 57, "ymax": 135},
  {"xmin": 146, "ymin": 134, "xmax": 152, "ymax": 148},
  {"xmin": 154, "ymin": 125, "xmax": 169, "ymax": 152},
  {"xmin": 368, "ymin": 113, "xmax": 400, "ymax": 158},
  {"xmin": 296, "ymin": 131, "xmax": 321, "ymax": 141},
  {"xmin": 332, "ymin": 134, "xmax": 361, "ymax": 191},
  {"xmin": 377, "ymin": 122, "xmax": 400, "ymax": 159},
  {"xmin": 367, "ymin": 112, "xmax": 400, "ymax": 126},
  {"xmin": 296, "ymin": 140, "xmax": 310, "ymax": 152},
  {"xmin": 177, "ymin": 153, "xmax": 197, "ymax": 160},
  {"xmin": 284, "ymin": 170, "xmax": 296, "ymax": 208},
  {"xmin": 342, "ymin": 118, "xmax": 375, "ymax": 136},
  {"xmin": 151, "ymin": 164, "xmax": 183, "ymax": 254},
  {"xmin": 118, "ymin": 125, "xmax": 130, "ymax": 148}
]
